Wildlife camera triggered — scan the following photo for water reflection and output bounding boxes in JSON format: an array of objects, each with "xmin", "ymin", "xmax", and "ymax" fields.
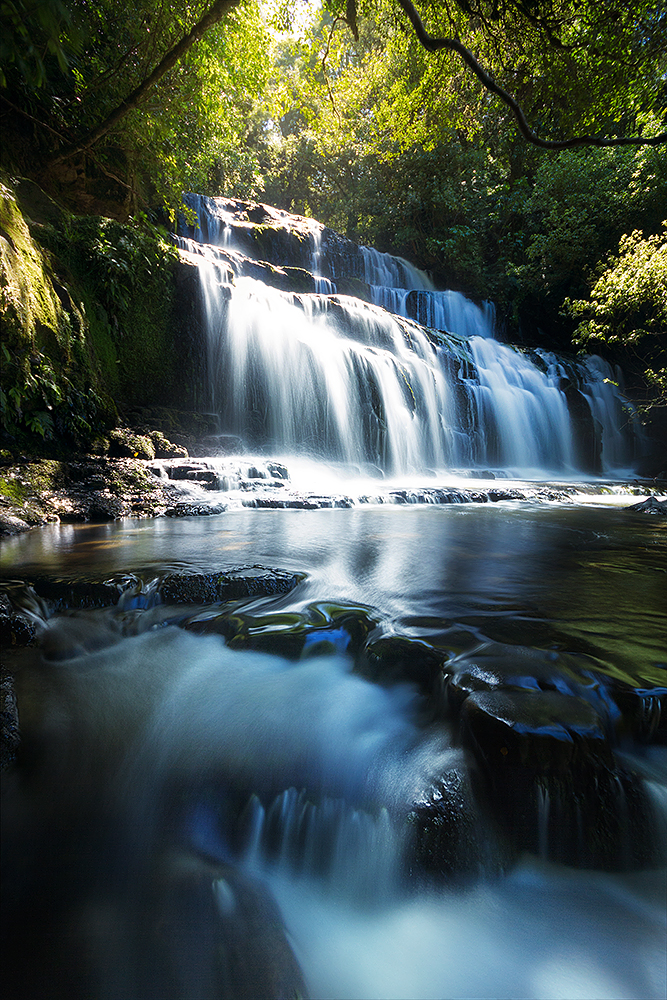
[{"xmin": 2, "ymin": 504, "xmax": 664, "ymax": 684}]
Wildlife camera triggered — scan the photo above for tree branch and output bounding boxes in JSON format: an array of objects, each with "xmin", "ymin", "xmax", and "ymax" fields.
[
  {"xmin": 395, "ymin": 0, "xmax": 667, "ymax": 149},
  {"xmin": 48, "ymin": 0, "xmax": 241, "ymax": 166}
]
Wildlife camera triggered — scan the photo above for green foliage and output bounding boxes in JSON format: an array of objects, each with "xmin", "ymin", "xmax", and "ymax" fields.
[
  {"xmin": 566, "ymin": 225, "xmax": 667, "ymax": 345},
  {"xmin": 3, "ymin": 0, "xmax": 666, "ymax": 401},
  {"xmin": 512, "ymin": 137, "xmax": 667, "ymax": 299},
  {"xmin": 565, "ymin": 225, "xmax": 667, "ymax": 400},
  {"xmin": 1, "ymin": 180, "xmax": 192, "ymax": 453},
  {"xmin": 51, "ymin": 214, "xmax": 178, "ymax": 319},
  {"xmin": 40, "ymin": 214, "xmax": 184, "ymax": 408},
  {"xmin": 0, "ymin": 0, "xmax": 80, "ymax": 88},
  {"xmin": 0, "ymin": 341, "xmax": 107, "ymax": 446}
]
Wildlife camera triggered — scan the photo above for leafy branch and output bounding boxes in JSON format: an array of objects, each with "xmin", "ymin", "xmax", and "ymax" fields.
[
  {"xmin": 394, "ymin": 0, "xmax": 667, "ymax": 149},
  {"xmin": 47, "ymin": 0, "xmax": 242, "ymax": 166}
]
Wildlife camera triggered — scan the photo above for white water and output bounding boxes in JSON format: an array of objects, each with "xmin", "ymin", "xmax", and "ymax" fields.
[{"xmin": 178, "ymin": 196, "xmax": 637, "ymax": 478}]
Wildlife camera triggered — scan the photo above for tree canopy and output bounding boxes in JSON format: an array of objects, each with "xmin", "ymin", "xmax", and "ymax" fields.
[{"xmin": 1, "ymin": 0, "xmax": 665, "ymax": 376}]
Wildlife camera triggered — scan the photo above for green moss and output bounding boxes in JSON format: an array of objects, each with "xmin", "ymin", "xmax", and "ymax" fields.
[
  {"xmin": 41, "ymin": 213, "xmax": 181, "ymax": 408},
  {"xmin": 0, "ymin": 475, "xmax": 28, "ymax": 505},
  {"xmin": 1, "ymin": 176, "xmax": 196, "ymax": 455},
  {"xmin": 1, "ymin": 180, "xmax": 62, "ymax": 352}
]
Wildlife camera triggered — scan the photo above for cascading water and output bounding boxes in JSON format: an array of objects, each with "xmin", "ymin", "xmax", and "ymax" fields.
[{"xmin": 178, "ymin": 194, "xmax": 637, "ymax": 478}]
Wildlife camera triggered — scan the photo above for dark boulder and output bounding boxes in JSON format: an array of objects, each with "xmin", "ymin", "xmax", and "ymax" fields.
[
  {"xmin": 1, "ymin": 670, "xmax": 20, "ymax": 770},
  {"xmin": 159, "ymin": 566, "xmax": 305, "ymax": 605},
  {"xmin": 460, "ymin": 690, "xmax": 657, "ymax": 868},
  {"xmin": 165, "ymin": 500, "xmax": 228, "ymax": 516},
  {"xmin": 358, "ymin": 634, "xmax": 448, "ymax": 710},
  {"xmin": 407, "ymin": 763, "xmax": 514, "ymax": 881},
  {"xmin": 626, "ymin": 495, "xmax": 667, "ymax": 515}
]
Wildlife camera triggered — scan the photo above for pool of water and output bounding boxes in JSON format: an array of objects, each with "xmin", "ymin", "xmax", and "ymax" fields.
[{"xmin": 2, "ymin": 500, "xmax": 666, "ymax": 999}]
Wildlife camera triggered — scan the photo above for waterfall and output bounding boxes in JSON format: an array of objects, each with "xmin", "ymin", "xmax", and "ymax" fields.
[{"xmin": 177, "ymin": 195, "xmax": 637, "ymax": 477}]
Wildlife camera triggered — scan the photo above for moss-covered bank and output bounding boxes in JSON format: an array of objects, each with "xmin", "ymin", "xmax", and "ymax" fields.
[{"xmin": 1, "ymin": 175, "xmax": 207, "ymax": 459}]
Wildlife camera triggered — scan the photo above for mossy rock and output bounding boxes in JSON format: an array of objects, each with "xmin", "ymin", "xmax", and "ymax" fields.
[
  {"xmin": 148, "ymin": 430, "xmax": 188, "ymax": 459},
  {"xmin": 108, "ymin": 428, "xmax": 155, "ymax": 460},
  {"xmin": 160, "ymin": 567, "xmax": 306, "ymax": 605}
]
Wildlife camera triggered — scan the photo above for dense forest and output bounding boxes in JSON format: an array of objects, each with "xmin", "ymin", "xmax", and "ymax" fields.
[{"xmin": 1, "ymin": 0, "xmax": 666, "ymax": 454}]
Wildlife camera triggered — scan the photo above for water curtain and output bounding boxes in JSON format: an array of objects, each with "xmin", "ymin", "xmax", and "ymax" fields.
[{"xmin": 177, "ymin": 194, "xmax": 636, "ymax": 477}]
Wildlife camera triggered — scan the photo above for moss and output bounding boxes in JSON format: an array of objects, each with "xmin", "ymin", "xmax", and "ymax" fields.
[
  {"xmin": 1, "ymin": 175, "xmax": 204, "ymax": 457},
  {"xmin": 108, "ymin": 428, "xmax": 155, "ymax": 460},
  {"xmin": 0, "ymin": 181, "xmax": 62, "ymax": 355},
  {"xmin": 0, "ymin": 475, "xmax": 28, "ymax": 505}
]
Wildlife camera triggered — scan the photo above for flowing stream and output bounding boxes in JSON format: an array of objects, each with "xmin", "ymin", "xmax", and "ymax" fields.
[{"xmin": 2, "ymin": 198, "xmax": 666, "ymax": 1000}]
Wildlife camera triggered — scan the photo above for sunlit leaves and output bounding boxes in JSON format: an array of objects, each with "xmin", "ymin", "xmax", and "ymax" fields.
[{"xmin": 566, "ymin": 225, "xmax": 667, "ymax": 348}]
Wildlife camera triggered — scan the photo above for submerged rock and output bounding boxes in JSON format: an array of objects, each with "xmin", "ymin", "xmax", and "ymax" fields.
[
  {"xmin": 358, "ymin": 634, "xmax": 448, "ymax": 708},
  {"xmin": 184, "ymin": 600, "xmax": 379, "ymax": 661},
  {"xmin": 159, "ymin": 566, "xmax": 305, "ymax": 605}
]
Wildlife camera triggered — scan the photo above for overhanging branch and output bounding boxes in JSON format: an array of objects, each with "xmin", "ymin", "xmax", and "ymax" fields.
[
  {"xmin": 48, "ymin": 0, "xmax": 241, "ymax": 166},
  {"xmin": 395, "ymin": 0, "xmax": 667, "ymax": 149}
]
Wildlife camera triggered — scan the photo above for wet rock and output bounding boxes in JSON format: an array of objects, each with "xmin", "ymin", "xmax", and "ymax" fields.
[
  {"xmin": 461, "ymin": 689, "xmax": 613, "ymax": 772},
  {"xmin": 244, "ymin": 497, "xmax": 321, "ymax": 510},
  {"xmin": 1, "ymin": 670, "xmax": 20, "ymax": 770},
  {"xmin": 267, "ymin": 462, "xmax": 289, "ymax": 480},
  {"xmin": 627, "ymin": 495, "xmax": 667, "ymax": 515},
  {"xmin": 165, "ymin": 500, "xmax": 228, "ymax": 516},
  {"xmin": 0, "ymin": 458, "xmax": 182, "ymax": 528},
  {"xmin": 0, "ymin": 592, "xmax": 38, "ymax": 645},
  {"xmin": 141, "ymin": 852, "xmax": 310, "ymax": 1000},
  {"xmin": 407, "ymin": 765, "xmax": 513, "ymax": 880},
  {"xmin": 185, "ymin": 600, "xmax": 378, "ymax": 661},
  {"xmin": 444, "ymin": 642, "xmax": 616, "ymax": 720},
  {"xmin": 17, "ymin": 575, "xmax": 140, "ymax": 612},
  {"xmin": 487, "ymin": 488, "xmax": 526, "ymax": 502},
  {"xmin": 460, "ymin": 690, "xmax": 657, "ymax": 868},
  {"xmin": 0, "ymin": 511, "xmax": 31, "ymax": 536},
  {"xmin": 148, "ymin": 430, "xmax": 189, "ymax": 459},
  {"xmin": 359, "ymin": 635, "xmax": 448, "ymax": 705},
  {"xmin": 159, "ymin": 566, "xmax": 305, "ymax": 605},
  {"xmin": 165, "ymin": 462, "xmax": 211, "ymax": 481}
]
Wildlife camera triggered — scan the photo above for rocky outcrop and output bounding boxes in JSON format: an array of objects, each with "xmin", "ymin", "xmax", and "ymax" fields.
[
  {"xmin": 0, "ymin": 458, "xmax": 184, "ymax": 535},
  {"xmin": 627, "ymin": 495, "xmax": 667, "ymax": 515}
]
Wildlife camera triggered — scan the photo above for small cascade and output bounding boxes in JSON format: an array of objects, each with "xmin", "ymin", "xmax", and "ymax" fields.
[
  {"xmin": 580, "ymin": 355, "xmax": 638, "ymax": 473},
  {"xmin": 310, "ymin": 230, "xmax": 336, "ymax": 293},
  {"xmin": 239, "ymin": 789, "xmax": 401, "ymax": 901},
  {"xmin": 176, "ymin": 195, "xmax": 639, "ymax": 477},
  {"xmin": 183, "ymin": 192, "xmax": 233, "ymax": 247},
  {"xmin": 468, "ymin": 337, "xmax": 575, "ymax": 472}
]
